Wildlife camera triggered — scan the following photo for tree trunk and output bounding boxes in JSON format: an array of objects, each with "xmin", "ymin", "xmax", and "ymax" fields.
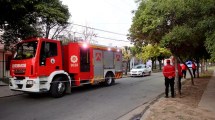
[
  {"xmin": 125, "ymin": 61, "xmax": 128, "ymax": 75},
  {"xmin": 178, "ymin": 56, "xmax": 194, "ymax": 85},
  {"xmin": 196, "ymin": 59, "xmax": 200, "ymax": 78},
  {"xmin": 151, "ymin": 60, "xmax": 154, "ymax": 71},
  {"xmin": 159, "ymin": 60, "xmax": 162, "ymax": 70},
  {"xmin": 154, "ymin": 58, "xmax": 157, "ymax": 69},
  {"xmin": 201, "ymin": 59, "xmax": 204, "ymax": 73},
  {"xmin": 187, "ymin": 67, "xmax": 194, "ymax": 85},
  {"xmin": 174, "ymin": 57, "xmax": 179, "ymax": 95},
  {"xmin": 125, "ymin": 59, "xmax": 130, "ymax": 75}
]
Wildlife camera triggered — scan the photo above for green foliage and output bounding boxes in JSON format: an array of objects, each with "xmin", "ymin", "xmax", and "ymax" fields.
[
  {"xmin": 205, "ymin": 32, "xmax": 215, "ymax": 61},
  {"xmin": 122, "ymin": 46, "xmax": 132, "ymax": 61},
  {"xmin": 0, "ymin": 0, "xmax": 70, "ymax": 51},
  {"xmin": 136, "ymin": 44, "xmax": 171, "ymax": 63},
  {"xmin": 35, "ymin": 0, "xmax": 70, "ymax": 38},
  {"xmin": 129, "ymin": 0, "xmax": 215, "ymax": 61}
]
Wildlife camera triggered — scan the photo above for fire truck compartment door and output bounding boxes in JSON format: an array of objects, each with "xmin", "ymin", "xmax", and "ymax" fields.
[
  {"xmin": 114, "ymin": 52, "xmax": 122, "ymax": 71},
  {"xmin": 103, "ymin": 51, "xmax": 114, "ymax": 69},
  {"xmin": 93, "ymin": 50, "xmax": 104, "ymax": 77}
]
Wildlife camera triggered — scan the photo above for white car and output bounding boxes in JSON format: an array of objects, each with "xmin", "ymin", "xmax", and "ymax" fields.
[{"xmin": 130, "ymin": 64, "xmax": 152, "ymax": 77}]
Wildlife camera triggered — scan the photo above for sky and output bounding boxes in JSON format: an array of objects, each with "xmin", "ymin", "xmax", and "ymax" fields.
[{"xmin": 61, "ymin": 0, "xmax": 137, "ymax": 48}]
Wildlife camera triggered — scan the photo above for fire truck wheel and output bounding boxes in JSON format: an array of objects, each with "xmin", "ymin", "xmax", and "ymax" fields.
[
  {"xmin": 50, "ymin": 77, "xmax": 66, "ymax": 98},
  {"xmin": 105, "ymin": 73, "xmax": 115, "ymax": 86}
]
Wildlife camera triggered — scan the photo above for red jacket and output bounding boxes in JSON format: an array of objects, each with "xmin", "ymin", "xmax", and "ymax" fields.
[
  {"xmin": 181, "ymin": 64, "xmax": 187, "ymax": 70},
  {"xmin": 163, "ymin": 64, "xmax": 175, "ymax": 78},
  {"xmin": 178, "ymin": 64, "xmax": 183, "ymax": 77},
  {"xmin": 192, "ymin": 63, "xmax": 196, "ymax": 69}
]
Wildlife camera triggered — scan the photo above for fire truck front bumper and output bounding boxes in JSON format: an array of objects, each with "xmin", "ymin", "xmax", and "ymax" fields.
[{"xmin": 9, "ymin": 77, "xmax": 50, "ymax": 93}]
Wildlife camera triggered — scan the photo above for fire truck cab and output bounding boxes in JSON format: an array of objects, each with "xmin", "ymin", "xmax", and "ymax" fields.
[{"xmin": 9, "ymin": 38, "xmax": 122, "ymax": 97}]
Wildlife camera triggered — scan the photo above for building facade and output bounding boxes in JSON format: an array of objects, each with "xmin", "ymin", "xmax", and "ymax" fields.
[{"xmin": 0, "ymin": 43, "xmax": 12, "ymax": 79}]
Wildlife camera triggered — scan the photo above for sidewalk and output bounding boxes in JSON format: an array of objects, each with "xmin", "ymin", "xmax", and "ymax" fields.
[
  {"xmin": 0, "ymin": 84, "xmax": 22, "ymax": 98},
  {"xmin": 141, "ymin": 71, "xmax": 215, "ymax": 120},
  {"xmin": 198, "ymin": 71, "xmax": 215, "ymax": 113}
]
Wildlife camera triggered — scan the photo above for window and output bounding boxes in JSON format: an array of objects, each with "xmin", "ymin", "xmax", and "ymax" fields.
[
  {"xmin": 39, "ymin": 41, "xmax": 58, "ymax": 66},
  {"xmin": 80, "ymin": 48, "xmax": 90, "ymax": 72},
  {"xmin": 13, "ymin": 41, "xmax": 38, "ymax": 60},
  {"xmin": 40, "ymin": 42, "xmax": 57, "ymax": 58},
  {"xmin": 45, "ymin": 42, "xmax": 57, "ymax": 57}
]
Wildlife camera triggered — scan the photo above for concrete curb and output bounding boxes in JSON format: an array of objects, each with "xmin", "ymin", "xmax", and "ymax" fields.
[
  {"xmin": 0, "ymin": 86, "xmax": 23, "ymax": 98},
  {"xmin": 116, "ymin": 93, "xmax": 164, "ymax": 120},
  {"xmin": 0, "ymin": 93, "xmax": 23, "ymax": 98}
]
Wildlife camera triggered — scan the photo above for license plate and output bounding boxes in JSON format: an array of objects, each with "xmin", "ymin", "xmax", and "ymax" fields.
[{"xmin": 15, "ymin": 80, "xmax": 21, "ymax": 84}]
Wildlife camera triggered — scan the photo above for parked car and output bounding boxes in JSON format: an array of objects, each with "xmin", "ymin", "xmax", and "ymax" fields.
[{"xmin": 130, "ymin": 64, "xmax": 152, "ymax": 77}]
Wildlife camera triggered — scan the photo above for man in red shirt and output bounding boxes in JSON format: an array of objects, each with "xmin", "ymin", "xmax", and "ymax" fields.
[
  {"xmin": 181, "ymin": 63, "xmax": 187, "ymax": 78},
  {"xmin": 162, "ymin": 60, "xmax": 175, "ymax": 98},
  {"xmin": 192, "ymin": 61, "xmax": 197, "ymax": 78}
]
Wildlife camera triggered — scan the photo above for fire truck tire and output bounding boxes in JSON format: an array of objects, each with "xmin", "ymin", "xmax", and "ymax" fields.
[
  {"xmin": 104, "ymin": 73, "xmax": 115, "ymax": 86},
  {"xmin": 50, "ymin": 77, "xmax": 66, "ymax": 98}
]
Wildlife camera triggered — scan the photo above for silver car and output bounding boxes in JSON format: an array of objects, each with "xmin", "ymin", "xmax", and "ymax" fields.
[{"xmin": 130, "ymin": 64, "xmax": 152, "ymax": 77}]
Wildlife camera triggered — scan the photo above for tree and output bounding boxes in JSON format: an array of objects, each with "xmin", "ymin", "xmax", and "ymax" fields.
[
  {"xmin": 122, "ymin": 46, "xmax": 132, "ymax": 75},
  {"xmin": 0, "ymin": 0, "xmax": 40, "ymax": 50},
  {"xmin": 136, "ymin": 44, "xmax": 171, "ymax": 70},
  {"xmin": 129, "ymin": 0, "xmax": 215, "ymax": 84},
  {"xmin": 35, "ymin": 0, "xmax": 70, "ymax": 39},
  {"xmin": 0, "ymin": 0, "xmax": 70, "ymax": 51},
  {"xmin": 157, "ymin": 47, "xmax": 172, "ymax": 70}
]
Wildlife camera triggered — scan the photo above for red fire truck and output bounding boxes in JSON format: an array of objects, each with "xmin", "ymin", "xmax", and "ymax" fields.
[{"xmin": 9, "ymin": 38, "xmax": 123, "ymax": 97}]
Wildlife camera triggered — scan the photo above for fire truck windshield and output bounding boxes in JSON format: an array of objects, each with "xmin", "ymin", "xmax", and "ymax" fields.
[{"xmin": 13, "ymin": 41, "xmax": 38, "ymax": 60}]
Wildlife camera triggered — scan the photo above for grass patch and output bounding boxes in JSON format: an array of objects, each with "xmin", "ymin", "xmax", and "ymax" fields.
[
  {"xmin": 200, "ymin": 70, "xmax": 213, "ymax": 78},
  {"xmin": 208, "ymin": 66, "xmax": 215, "ymax": 71}
]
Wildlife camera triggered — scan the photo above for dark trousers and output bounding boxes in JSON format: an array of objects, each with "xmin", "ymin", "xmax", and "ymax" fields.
[
  {"xmin": 178, "ymin": 76, "xmax": 182, "ymax": 94},
  {"xmin": 165, "ymin": 77, "xmax": 175, "ymax": 97},
  {"xmin": 192, "ymin": 69, "xmax": 196, "ymax": 78},
  {"xmin": 182, "ymin": 70, "xmax": 186, "ymax": 78}
]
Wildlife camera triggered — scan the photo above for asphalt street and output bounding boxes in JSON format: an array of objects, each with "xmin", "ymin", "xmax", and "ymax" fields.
[{"xmin": 0, "ymin": 72, "xmax": 164, "ymax": 120}]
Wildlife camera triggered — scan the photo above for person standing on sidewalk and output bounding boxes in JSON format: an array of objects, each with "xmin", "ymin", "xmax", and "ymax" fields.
[
  {"xmin": 192, "ymin": 61, "xmax": 197, "ymax": 78},
  {"xmin": 162, "ymin": 60, "xmax": 175, "ymax": 98},
  {"xmin": 181, "ymin": 63, "xmax": 187, "ymax": 79}
]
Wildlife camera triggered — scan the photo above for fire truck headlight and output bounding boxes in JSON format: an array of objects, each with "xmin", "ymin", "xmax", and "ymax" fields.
[
  {"xmin": 27, "ymin": 80, "xmax": 34, "ymax": 85},
  {"xmin": 26, "ymin": 80, "xmax": 34, "ymax": 88}
]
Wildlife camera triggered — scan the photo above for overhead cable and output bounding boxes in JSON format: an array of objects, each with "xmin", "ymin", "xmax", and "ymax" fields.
[
  {"xmin": 69, "ymin": 31, "xmax": 130, "ymax": 42},
  {"xmin": 70, "ymin": 23, "xmax": 127, "ymax": 36}
]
